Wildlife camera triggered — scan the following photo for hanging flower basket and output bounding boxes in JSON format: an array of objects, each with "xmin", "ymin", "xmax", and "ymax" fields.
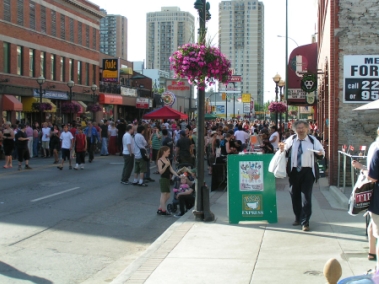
[
  {"xmin": 60, "ymin": 102, "xmax": 81, "ymax": 114},
  {"xmin": 32, "ymin": 102, "xmax": 52, "ymax": 112},
  {"xmin": 268, "ymin": 102, "xmax": 287, "ymax": 113},
  {"xmin": 86, "ymin": 104, "xmax": 102, "ymax": 113},
  {"xmin": 169, "ymin": 43, "xmax": 232, "ymax": 90}
]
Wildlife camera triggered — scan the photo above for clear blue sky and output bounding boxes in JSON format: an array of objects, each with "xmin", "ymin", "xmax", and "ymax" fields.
[{"xmin": 89, "ymin": 0, "xmax": 317, "ymax": 102}]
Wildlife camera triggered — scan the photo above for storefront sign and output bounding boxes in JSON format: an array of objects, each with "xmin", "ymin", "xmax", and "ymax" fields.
[
  {"xmin": 161, "ymin": 91, "xmax": 176, "ymax": 106},
  {"xmin": 102, "ymin": 58, "xmax": 119, "ymax": 83},
  {"xmin": 121, "ymin": 87, "xmax": 137, "ymax": 97},
  {"xmin": 241, "ymin": 93, "xmax": 251, "ymax": 103},
  {"xmin": 136, "ymin": 98, "xmax": 149, "ymax": 109},
  {"xmin": 344, "ymin": 55, "xmax": 379, "ymax": 103},
  {"xmin": 243, "ymin": 103, "xmax": 250, "ymax": 114},
  {"xmin": 229, "ymin": 75, "xmax": 242, "ymax": 82},
  {"xmin": 166, "ymin": 81, "xmax": 190, "ymax": 91},
  {"xmin": 33, "ymin": 90, "xmax": 68, "ymax": 100},
  {"xmin": 288, "ymin": 89, "xmax": 306, "ymax": 100}
]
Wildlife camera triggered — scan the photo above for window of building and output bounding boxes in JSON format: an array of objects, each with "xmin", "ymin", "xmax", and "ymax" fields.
[
  {"xmin": 92, "ymin": 65, "xmax": 96, "ymax": 84},
  {"xmin": 60, "ymin": 14, "xmax": 66, "ymax": 40},
  {"xmin": 60, "ymin": 57, "xmax": 65, "ymax": 82},
  {"xmin": 78, "ymin": 22, "xmax": 82, "ymax": 45},
  {"xmin": 69, "ymin": 59, "xmax": 72, "ymax": 81},
  {"xmin": 77, "ymin": 61, "xmax": 81, "ymax": 84},
  {"xmin": 4, "ymin": 0, "xmax": 11, "ymax": 22},
  {"xmin": 92, "ymin": 27, "xmax": 96, "ymax": 49},
  {"xmin": 51, "ymin": 54, "xmax": 55, "ymax": 80},
  {"xmin": 86, "ymin": 25, "xmax": 89, "ymax": 47},
  {"xmin": 29, "ymin": 49, "xmax": 35, "ymax": 77},
  {"xmin": 51, "ymin": 11, "xmax": 56, "ymax": 36},
  {"xmin": 40, "ymin": 52, "xmax": 45, "ymax": 77},
  {"xmin": 85, "ymin": 63, "xmax": 89, "ymax": 85},
  {"xmin": 29, "ymin": 1, "xmax": 35, "ymax": 29},
  {"xmin": 69, "ymin": 18, "xmax": 74, "ymax": 42},
  {"xmin": 17, "ymin": 0, "xmax": 23, "ymax": 26},
  {"xmin": 3, "ymin": 42, "xmax": 10, "ymax": 73},
  {"xmin": 17, "ymin": 46, "xmax": 23, "ymax": 75},
  {"xmin": 41, "ymin": 6, "xmax": 46, "ymax": 33}
]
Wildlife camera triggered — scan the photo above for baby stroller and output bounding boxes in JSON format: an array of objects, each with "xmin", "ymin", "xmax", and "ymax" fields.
[{"xmin": 166, "ymin": 164, "xmax": 195, "ymax": 214}]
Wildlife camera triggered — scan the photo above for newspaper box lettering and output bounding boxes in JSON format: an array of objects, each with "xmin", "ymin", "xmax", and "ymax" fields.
[
  {"xmin": 239, "ymin": 161, "xmax": 264, "ymax": 191},
  {"xmin": 242, "ymin": 194, "xmax": 263, "ymax": 217}
]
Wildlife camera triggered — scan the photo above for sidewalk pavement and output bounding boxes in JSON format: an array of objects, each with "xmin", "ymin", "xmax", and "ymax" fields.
[{"xmin": 111, "ymin": 177, "xmax": 374, "ymax": 284}]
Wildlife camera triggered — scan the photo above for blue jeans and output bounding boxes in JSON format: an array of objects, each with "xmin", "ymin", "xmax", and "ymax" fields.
[
  {"xmin": 101, "ymin": 137, "xmax": 108, "ymax": 155},
  {"xmin": 33, "ymin": 137, "xmax": 40, "ymax": 157}
]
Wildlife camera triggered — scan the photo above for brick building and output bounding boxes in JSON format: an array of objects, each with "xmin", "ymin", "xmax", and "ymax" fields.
[
  {"xmin": 317, "ymin": 0, "xmax": 379, "ymax": 185},
  {"xmin": 0, "ymin": 0, "xmax": 105, "ymax": 124}
]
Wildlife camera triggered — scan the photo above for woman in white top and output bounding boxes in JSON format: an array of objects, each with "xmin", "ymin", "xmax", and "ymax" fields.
[
  {"xmin": 108, "ymin": 122, "xmax": 118, "ymax": 155},
  {"xmin": 269, "ymin": 125, "xmax": 280, "ymax": 150}
]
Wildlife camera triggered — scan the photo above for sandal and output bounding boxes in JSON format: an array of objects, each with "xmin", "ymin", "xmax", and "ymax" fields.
[{"xmin": 368, "ymin": 253, "xmax": 377, "ymax": 261}]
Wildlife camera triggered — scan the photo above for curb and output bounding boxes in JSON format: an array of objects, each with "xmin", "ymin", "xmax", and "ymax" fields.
[{"xmin": 329, "ymin": 185, "xmax": 349, "ymax": 209}]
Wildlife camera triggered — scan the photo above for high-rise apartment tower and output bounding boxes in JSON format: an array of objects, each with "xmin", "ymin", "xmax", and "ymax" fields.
[
  {"xmin": 219, "ymin": 0, "xmax": 264, "ymax": 106},
  {"xmin": 100, "ymin": 10, "xmax": 128, "ymax": 59},
  {"xmin": 146, "ymin": 7, "xmax": 195, "ymax": 74}
]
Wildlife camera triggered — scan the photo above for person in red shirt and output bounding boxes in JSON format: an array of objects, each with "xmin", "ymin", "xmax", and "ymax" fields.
[{"xmin": 74, "ymin": 126, "xmax": 87, "ymax": 170}]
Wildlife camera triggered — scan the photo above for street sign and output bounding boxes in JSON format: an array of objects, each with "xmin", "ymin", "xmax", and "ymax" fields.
[
  {"xmin": 242, "ymin": 94, "xmax": 251, "ymax": 103},
  {"xmin": 243, "ymin": 103, "xmax": 250, "ymax": 113}
]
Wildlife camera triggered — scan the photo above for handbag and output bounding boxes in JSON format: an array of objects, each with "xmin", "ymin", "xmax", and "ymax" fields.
[
  {"xmin": 134, "ymin": 136, "xmax": 150, "ymax": 162},
  {"xmin": 348, "ymin": 171, "xmax": 375, "ymax": 216}
]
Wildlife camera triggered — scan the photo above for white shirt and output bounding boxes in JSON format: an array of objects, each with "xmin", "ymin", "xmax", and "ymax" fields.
[
  {"xmin": 60, "ymin": 131, "xmax": 74, "ymax": 149},
  {"xmin": 42, "ymin": 127, "xmax": 51, "ymax": 142},
  {"xmin": 234, "ymin": 130, "xmax": 249, "ymax": 144},
  {"xmin": 270, "ymin": 131, "xmax": 280, "ymax": 149},
  {"xmin": 284, "ymin": 134, "xmax": 325, "ymax": 176},
  {"xmin": 122, "ymin": 132, "xmax": 133, "ymax": 155},
  {"xmin": 133, "ymin": 133, "xmax": 147, "ymax": 159}
]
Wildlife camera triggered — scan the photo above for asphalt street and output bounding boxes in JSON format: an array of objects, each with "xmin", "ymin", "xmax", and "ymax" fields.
[{"xmin": 0, "ymin": 154, "xmax": 179, "ymax": 284}]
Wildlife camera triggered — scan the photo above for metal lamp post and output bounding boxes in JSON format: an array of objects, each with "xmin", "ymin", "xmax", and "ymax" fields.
[
  {"xmin": 278, "ymin": 79, "xmax": 285, "ymax": 130},
  {"xmin": 193, "ymin": 0, "xmax": 214, "ymax": 222},
  {"xmin": 36, "ymin": 75, "xmax": 46, "ymax": 124},
  {"xmin": 272, "ymin": 73, "xmax": 281, "ymax": 126},
  {"xmin": 67, "ymin": 80, "xmax": 75, "ymax": 122},
  {"xmin": 91, "ymin": 84, "xmax": 98, "ymax": 120}
]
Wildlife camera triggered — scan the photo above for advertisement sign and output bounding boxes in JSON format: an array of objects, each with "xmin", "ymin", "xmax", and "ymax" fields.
[
  {"xmin": 344, "ymin": 55, "xmax": 379, "ymax": 103},
  {"xmin": 161, "ymin": 91, "xmax": 176, "ymax": 106},
  {"xmin": 241, "ymin": 93, "xmax": 251, "ymax": 103},
  {"xmin": 228, "ymin": 154, "xmax": 277, "ymax": 224},
  {"xmin": 102, "ymin": 58, "xmax": 119, "ymax": 82},
  {"xmin": 288, "ymin": 89, "xmax": 306, "ymax": 100},
  {"xmin": 216, "ymin": 105, "xmax": 225, "ymax": 114},
  {"xmin": 33, "ymin": 90, "xmax": 68, "ymax": 100},
  {"xmin": 121, "ymin": 87, "xmax": 137, "ymax": 97},
  {"xmin": 243, "ymin": 103, "xmax": 250, "ymax": 113},
  {"xmin": 136, "ymin": 98, "xmax": 149, "ymax": 109},
  {"xmin": 120, "ymin": 64, "xmax": 133, "ymax": 75},
  {"xmin": 229, "ymin": 75, "xmax": 242, "ymax": 82}
]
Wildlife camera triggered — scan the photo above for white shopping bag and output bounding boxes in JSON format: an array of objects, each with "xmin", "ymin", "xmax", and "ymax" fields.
[{"xmin": 268, "ymin": 150, "xmax": 287, "ymax": 178}]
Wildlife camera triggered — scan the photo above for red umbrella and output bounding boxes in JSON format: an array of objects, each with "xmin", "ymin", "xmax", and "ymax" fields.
[{"xmin": 142, "ymin": 106, "xmax": 188, "ymax": 120}]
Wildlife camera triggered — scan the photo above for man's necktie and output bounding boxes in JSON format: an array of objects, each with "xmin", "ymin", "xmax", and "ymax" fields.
[{"xmin": 297, "ymin": 140, "xmax": 303, "ymax": 172}]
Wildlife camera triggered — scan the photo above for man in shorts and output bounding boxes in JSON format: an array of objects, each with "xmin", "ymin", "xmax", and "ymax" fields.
[
  {"xmin": 132, "ymin": 125, "xmax": 148, "ymax": 187},
  {"xmin": 15, "ymin": 124, "xmax": 32, "ymax": 170},
  {"xmin": 41, "ymin": 122, "xmax": 51, "ymax": 157},
  {"xmin": 57, "ymin": 124, "xmax": 74, "ymax": 170}
]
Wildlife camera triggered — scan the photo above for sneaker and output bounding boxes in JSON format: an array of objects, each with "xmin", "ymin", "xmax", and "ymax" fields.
[
  {"xmin": 69, "ymin": 166, "xmax": 72, "ymax": 170},
  {"xmin": 25, "ymin": 165, "xmax": 32, "ymax": 170},
  {"xmin": 138, "ymin": 183, "xmax": 148, "ymax": 187},
  {"xmin": 57, "ymin": 166, "xmax": 63, "ymax": 170},
  {"xmin": 174, "ymin": 212, "xmax": 184, "ymax": 218},
  {"xmin": 145, "ymin": 177, "xmax": 155, "ymax": 182},
  {"xmin": 121, "ymin": 181, "xmax": 130, "ymax": 185}
]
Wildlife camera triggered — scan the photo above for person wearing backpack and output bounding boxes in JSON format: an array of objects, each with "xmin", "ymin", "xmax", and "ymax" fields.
[{"xmin": 278, "ymin": 120, "xmax": 324, "ymax": 232}]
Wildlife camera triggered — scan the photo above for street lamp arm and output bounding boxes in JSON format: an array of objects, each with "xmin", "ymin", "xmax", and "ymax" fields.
[{"xmin": 277, "ymin": 35, "xmax": 299, "ymax": 47}]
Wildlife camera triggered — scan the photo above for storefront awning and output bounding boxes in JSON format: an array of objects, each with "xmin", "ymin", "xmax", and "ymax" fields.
[
  {"xmin": 21, "ymin": 97, "xmax": 57, "ymax": 113},
  {"xmin": 77, "ymin": 101, "xmax": 87, "ymax": 110},
  {"xmin": 2, "ymin": 95, "xmax": 23, "ymax": 111},
  {"xmin": 99, "ymin": 94, "xmax": 123, "ymax": 105}
]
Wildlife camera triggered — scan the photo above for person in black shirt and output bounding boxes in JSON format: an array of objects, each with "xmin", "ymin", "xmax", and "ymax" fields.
[
  {"xmin": 161, "ymin": 129, "xmax": 174, "ymax": 165},
  {"xmin": 100, "ymin": 119, "xmax": 109, "ymax": 156},
  {"xmin": 175, "ymin": 130, "xmax": 194, "ymax": 167},
  {"xmin": 15, "ymin": 124, "xmax": 32, "ymax": 170}
]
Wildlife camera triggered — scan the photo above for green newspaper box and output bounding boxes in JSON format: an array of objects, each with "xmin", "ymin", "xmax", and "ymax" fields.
[{"xmin": 227, "ymin": 154, "xmax": 278, "ymax": 224}]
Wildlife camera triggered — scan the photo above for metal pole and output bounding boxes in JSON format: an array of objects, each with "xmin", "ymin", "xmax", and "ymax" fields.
[
  {"xmin": 285, "ymin": 0, "xmax": 289, "ymax": 122},
  {"xmin": 275, "ymin": 83, "xmax": 278, "ymax": 126},
  {"xmin": 193, "ymin": 0, "xmax": 214, "ymax": 222},
  {"xmin": 39, "ymin": 84, "xmax": 43, "ymax": 124}
]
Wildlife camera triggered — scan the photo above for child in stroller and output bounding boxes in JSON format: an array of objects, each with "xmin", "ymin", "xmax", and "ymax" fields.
[{"xmin": 167, "ymin": 167, "xmax": 195, "ymax": 217}]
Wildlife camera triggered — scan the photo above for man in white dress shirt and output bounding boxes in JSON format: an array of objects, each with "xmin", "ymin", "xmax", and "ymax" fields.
[{"xmin": 279, "ymin": 121, "xmax": 325, "ymax": 232}]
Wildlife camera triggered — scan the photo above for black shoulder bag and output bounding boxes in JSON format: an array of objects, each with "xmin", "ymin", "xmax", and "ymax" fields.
[{"xmin": 134, "ymin": 136, "xmax": 150, "ymax": 162}]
